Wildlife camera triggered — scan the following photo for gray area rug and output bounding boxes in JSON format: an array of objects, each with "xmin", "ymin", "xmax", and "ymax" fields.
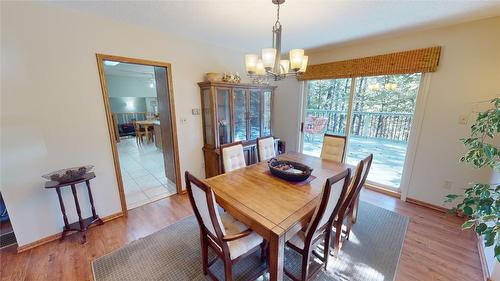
[{"xmin": 92, "ymin": 201, "xmax": 409, "ymax": 281}]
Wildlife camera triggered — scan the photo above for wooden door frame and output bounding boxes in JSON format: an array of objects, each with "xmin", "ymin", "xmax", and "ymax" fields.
[{"xmin": 96, "ymin": 54, "xmax": 182, "ymax": 215}]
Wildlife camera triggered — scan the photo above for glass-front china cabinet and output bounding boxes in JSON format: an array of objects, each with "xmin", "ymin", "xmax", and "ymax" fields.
[{"xmin": 198, "ymin": 82, "xmax": 279, "ymax": 177}]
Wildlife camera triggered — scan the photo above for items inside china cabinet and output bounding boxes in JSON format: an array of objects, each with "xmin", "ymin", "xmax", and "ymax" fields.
[{"xmin": 198, "ymin": 81, "xmax": 284, "ymax": 177}]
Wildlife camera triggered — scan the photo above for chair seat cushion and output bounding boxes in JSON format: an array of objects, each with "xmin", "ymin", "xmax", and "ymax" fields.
[
  {"xmin": 220, "ymin": 213, "xmax": 263, "ymax": 260},
  {"xmin": 287, "ymin": 229, "xmax": 324, "ymax": 251},
  {"xmin": 288, "ymin": 230, "xmax": 307, "ymax": 250}
]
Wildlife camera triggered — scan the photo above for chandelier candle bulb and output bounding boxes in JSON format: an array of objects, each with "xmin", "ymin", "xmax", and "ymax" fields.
[
  {"xmin": 280, "ymin": 60, "xmax": 290, "ymax": 74},
  {"xmin": 256, "ymin": 59, "xmax": 266, "ymax": 75},
  {"xmin": 245, "ymin": 54, "xmax": 259, "ymax": 74},
  {"xmin": 243, "ymin": 0, "xmax": 307, "ymax": 80},
  {"xmin": 289, "ymin": 49, "xmax": 305, "ymax": 71},
  {"xmin": 299, "ymin": 56, "xmax": 308, "ymax": 73},
  {"xmin": 262, "ymin": 48, "xmax": 277, "ymax": 69}
]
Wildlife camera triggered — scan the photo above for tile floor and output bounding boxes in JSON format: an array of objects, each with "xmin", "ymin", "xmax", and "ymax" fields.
[{"xmin": 117, "ymin": 137, "xmax": 177, "ymax": 210}]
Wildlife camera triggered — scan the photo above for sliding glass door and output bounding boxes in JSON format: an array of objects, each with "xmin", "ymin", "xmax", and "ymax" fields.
[
  {"xmin": 301, "ymin": 73, "xmax": 422, "ymax": 190},
  {"xmin": 302, "ymin": 78, "xmax": 352, "ymax": 156}
]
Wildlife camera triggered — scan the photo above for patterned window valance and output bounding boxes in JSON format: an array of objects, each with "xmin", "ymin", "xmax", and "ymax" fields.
[{"xmin": 298, "ymin": 46, "xmax": 441, "ymax": 81}]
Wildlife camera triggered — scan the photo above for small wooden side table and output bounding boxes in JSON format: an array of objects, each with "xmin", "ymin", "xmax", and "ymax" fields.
[{"xmin": 45, "ymin": 172, "xmax": 103, "ymax": 243}]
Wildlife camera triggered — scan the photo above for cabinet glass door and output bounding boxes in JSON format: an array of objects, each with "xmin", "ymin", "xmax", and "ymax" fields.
[
  {"xmin": 249, "ymin": 90, "xmax": 261, "ymax": 140},
  {"xmin": 233, "ymin": 89, "xmax": 247, "ymax": 141},
  {"xmin": 262, "ymin": 91, "xmax": 272, "ymax": 136},
  {"xmin": 216, "ymin": 88, "xmax": 231, "ymax": 145},
  {"xmin": 201, "ymin": 89, "xmax": 214, "ymax": 146}
]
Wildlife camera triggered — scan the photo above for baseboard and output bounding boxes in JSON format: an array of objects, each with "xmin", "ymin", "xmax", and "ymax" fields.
[
  {"xmin": 17, "ymin": 211, "xmax": 123, "ymax": 253},
  {"xmin": 476, "ymin": 234, "xmax": 491, "ymax": 281},
  {"xmin": 405, "ymin": 197, "xmax": 448, "ymax": 213},
  {"xmin": 364, "ymin": 183, "xmax": 401, "ymax": 199}
]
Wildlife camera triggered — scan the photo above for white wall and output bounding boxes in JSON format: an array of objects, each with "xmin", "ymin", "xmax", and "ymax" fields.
[
  {"xmin": 0, "ymin": 2, "xmax": 245, "ymax": 247},
  {"xmin": 109, "ymin": 97, "xmax": 147, "ymax": 113},
  {"xmin": 106, "ymin": 75, "xmax": 157, "ymax": 98},
  {"xmin": 272, "ymin": 79, "xmax": 302, "ymax": 152}
]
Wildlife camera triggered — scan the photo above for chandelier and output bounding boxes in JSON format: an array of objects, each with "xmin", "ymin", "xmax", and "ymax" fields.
[{"xmin": 244, "ymin": 0, "xmax": 308, "ymax": 81}]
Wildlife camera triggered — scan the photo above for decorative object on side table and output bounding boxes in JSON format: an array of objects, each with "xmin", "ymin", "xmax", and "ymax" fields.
[
  {"xmin": 205, "ymin": 72, "xmax": 221, "ymax": 82},
  {"xmin": 44, "ymin": 171, "xmax": 103, "ymax": 244},
  {"xmin": 251, "ymin": 76, "xmax": 270, "ymax": 85},
  {"xmin": 221, "ymin": 72, "xmax": 241, "ymax": 83},
  {"xmin": 445, "ymin": 97, "xmax": 500, "ymax": 261},
  {"xmin": 268, "ymin": 158, "xmax": 313, "ymax": 182},
  {"xmin": 42, "ymin": 165, "xmax": 94, "ymax": 184}
]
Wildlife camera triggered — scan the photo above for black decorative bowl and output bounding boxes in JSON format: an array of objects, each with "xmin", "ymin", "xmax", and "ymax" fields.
[{"xmin": 268, "ymin": 158, "xmax": 313, "ymax": 182}]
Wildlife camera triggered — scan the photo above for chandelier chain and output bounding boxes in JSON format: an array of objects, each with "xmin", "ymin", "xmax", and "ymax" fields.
[{"xmin": 274, "ymin": 2, "xmax": 281, "ymax": 29}]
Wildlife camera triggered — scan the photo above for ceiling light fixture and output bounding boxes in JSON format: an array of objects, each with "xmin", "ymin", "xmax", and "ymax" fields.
[
  {"xmin": 104, "ymin": 61, "xmax": 120, "ymax": 66},
  {"xmin": 245, "ymin": 0, "xmax": 308, "ymax": 81}
]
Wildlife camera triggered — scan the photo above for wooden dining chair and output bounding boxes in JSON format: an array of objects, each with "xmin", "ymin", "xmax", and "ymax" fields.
[
  {"xmin": 320, "ymin": 134, "xmax": 347, "ymax": 163},
  {"xmin": 133, "ymin": 122, "xmax": 146, "ymax": 145},
  {"xmin": 220, "ymin": 141, "xmax": 246, "ymax": 173},
  {"xmin": 256, "ymin": 136, "xmax": 276, "ymax": 162},
  {"xmin": 185, "ymin": 172, "xmax": 267, "ymax": 281},
  {"xmin": 147, "ymin": 125, "xmax": 154, "ymax": 143},
  {"xmin": 332, "ymin": 154, "xmax": 373, "ymax": 257},
  {"xmin": 284, "ymin": 169, "xmax": 351, "ymax": 281}
]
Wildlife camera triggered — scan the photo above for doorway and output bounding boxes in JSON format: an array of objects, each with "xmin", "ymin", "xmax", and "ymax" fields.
[
  {"xmin": 300, "ymin": 73, "xmax": 423, "ymax": 191},
  {"xmin": 96, "ymin": 55, "xmax": 181, "ymax": 213}
]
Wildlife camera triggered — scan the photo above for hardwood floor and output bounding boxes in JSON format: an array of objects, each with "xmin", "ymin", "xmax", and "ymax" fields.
[{"xmin": 0, "ymin": 189, "xmax": 483, "ymax": 281}]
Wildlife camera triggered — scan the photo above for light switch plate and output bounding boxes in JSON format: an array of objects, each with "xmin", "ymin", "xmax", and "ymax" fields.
[{"xmin": 192, "ymin": 108, "xmax": 201, "ymax": 115}]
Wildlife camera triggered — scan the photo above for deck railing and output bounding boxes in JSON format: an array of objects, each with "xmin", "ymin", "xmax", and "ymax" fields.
[
  {"xmin": 113, "ymin": 112, "xmax": 147, "ymax": 125},
  {"xmin": 305, "ymin": 109, "xmax": 413, "ymax": 141}
]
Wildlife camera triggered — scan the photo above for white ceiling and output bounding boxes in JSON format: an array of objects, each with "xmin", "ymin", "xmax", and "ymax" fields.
[
  {"xmin": 47, "ymin": 0, "xmax": 500, "ymax": 53},
  {"xmin": 104, "ymin": 61, "xmax": 155, "ymax": 78}
]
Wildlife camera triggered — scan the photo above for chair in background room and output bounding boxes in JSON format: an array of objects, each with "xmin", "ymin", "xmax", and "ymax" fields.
[
  {"xmin": 304, "ymin": 116, "xmax": 328, "ymax": 142},
  {"xmin": 185, "ymin": 172, "xmax": 267, "ymax": 281},
  {"xmin": 133, "ymin": 122, "xmax": 146, "ymax": 145},
  {"xmin": 284, "ymin": 169, "xmax": 351, "ymax": 281},
  {"xmin": 220, "ymin": 141, "xmax": 246, "ymax": 173},
  {"xmin": 332, "ymin": 154, "xmax": 373, "ymax": 257},
  {"xmin": 256, "ymin": 136, "xmax": 276, "ymax": 162},
  {"xmin": 320, "ymin": 134, "xmax": 347, "ymax": 163}
]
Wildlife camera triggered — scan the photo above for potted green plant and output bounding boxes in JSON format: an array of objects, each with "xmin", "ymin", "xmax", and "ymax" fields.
[{"xmin": 446, "ymin": 97, "xmax": 500, "ymax": 261}]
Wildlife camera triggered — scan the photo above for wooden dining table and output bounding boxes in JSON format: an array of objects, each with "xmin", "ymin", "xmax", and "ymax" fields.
[
  {"xmin": 135, "ymin": 119, "xmax": 159, "ymax": 143},
  {"xmin": 202, "ymin": 152, "xmax": 352, "ymax": 281}
]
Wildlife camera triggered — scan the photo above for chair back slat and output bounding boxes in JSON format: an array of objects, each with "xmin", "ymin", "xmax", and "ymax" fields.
[
  {"xmin": 305, "ymin": 169, "xmax": 351, "ymax": 241},
  {"xmin": 339, "ymin": 154, "xmax": 373, "ymax": 218},
  {"xmin": 358, "ymin": 154, "xmax": 373, "ymax": 193}
]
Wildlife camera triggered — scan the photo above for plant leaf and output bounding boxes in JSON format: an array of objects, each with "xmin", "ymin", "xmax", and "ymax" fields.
[
  {"xmin": 476, "ymin": 223, "xmax": 487, "ymax": 234},
  {"xmin": 495, "ymin": 244, "xmax": 500, "ymax": 262},
  {"xmin": 463, "ymin": 206, "xmax": 473, "ymax": 216},
  {"xmin": 462, "ymin": 219, "xmax": 476, "ymax": 230}
]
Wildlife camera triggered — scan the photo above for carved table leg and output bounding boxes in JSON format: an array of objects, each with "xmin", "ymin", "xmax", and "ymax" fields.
[
  {"xmin": 70, "ymin": 184, "xmax": 87, "ymax": 244},
  {"xmin": 56, "ymin": 187, "xmax": 69, "ymax": 240},
  {"xmin": 85, "ymin": 180, "xmax": 98, "ymax": 221}
]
